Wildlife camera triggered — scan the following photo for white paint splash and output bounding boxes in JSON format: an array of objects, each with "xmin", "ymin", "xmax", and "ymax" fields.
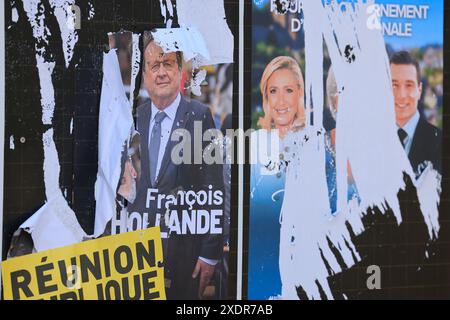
[
  {"xmin": 273, "ymin": 0, "xmax": 441, "ymax": 300},
  {"xmin": 9, "ymin": 135, "xmax": 15, "ymax": 150},
  {"xmin": 49, "ymin": 0, "xmax": 79, "ymax": 68},
  {"xmin": 153, "ymin": 1, "xmax": 234, "ymax": 97},
  {"xmin": 129, "ymin": 33, "xmax": 141, "ymax": 108}
]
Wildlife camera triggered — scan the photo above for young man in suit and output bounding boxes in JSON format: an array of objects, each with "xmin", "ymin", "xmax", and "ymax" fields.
[{"xmin": 390, "ymin": 51, "xmax": 441, "ymax": 176}]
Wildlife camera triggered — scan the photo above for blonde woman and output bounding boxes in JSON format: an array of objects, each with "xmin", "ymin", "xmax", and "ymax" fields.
[
  {"xmin": 258, "ymin": 56, "xmax": 306, "ymax": 137},
  {"xmin": 249, "ymin": 56, "xmax": 306, "ymax": 299}
]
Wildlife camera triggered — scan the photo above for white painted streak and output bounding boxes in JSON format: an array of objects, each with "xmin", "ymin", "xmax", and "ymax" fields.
[
  {"xmin": 93, "ymin": 50, "xmax": 134, "ymax": 236},
  {"xmin": 49, "ymin": 0, "xmax": 78, "ymax": 68},
  {"xmin": 237, "ymin": 0, "xmax": 244, "ymax": 300},
  {"xmin": 88, "ymin": 2, "xmax": 95, "ymax": 20},
  {"xmin": 21, "ymin": 0, "xmax": 87, "ymax": 251},
  {"xmin": 0, "ymin": 0, "xmax": 6, "ymax": 296}
]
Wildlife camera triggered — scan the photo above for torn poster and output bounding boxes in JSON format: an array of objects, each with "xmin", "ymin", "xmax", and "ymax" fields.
[
  {"xmin": 248, "ymin": 0, "xmax": 444, "ymax": 300},
  {"xmin": 3, "ymin": 0, "xmax": 236, "ymax": 301}
]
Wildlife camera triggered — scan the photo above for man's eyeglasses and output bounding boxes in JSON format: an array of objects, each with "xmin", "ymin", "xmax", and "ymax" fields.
[{"xmin": 148, "ymin": 59, "xmax": 177, "ymax": 73}]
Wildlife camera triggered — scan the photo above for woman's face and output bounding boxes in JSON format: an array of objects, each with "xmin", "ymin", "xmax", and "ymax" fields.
[{"xmin": 266, "ymin": 68, "xmax": 302, "ymax": 128}]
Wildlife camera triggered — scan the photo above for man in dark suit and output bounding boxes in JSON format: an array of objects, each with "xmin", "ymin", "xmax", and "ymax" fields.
[
  {"xmin": 128, "ymin": 37, "xmax": 223, "ymax": 299},
  {"xmin": 390, "ymin": 51, "xmax": 441, "ymax": 176}
]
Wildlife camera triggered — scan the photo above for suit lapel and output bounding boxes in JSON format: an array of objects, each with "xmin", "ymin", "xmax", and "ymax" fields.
[
  {"xmin": 156, "ymin": 96, "xmax": 190, "ymax": 185},
  {"xmin": 408, "ymin": 116, "xmax": 426, "ymax": 170},
  {"xmin": 139, "ymin": 101, "xmax": 152, "ymax": 188}
]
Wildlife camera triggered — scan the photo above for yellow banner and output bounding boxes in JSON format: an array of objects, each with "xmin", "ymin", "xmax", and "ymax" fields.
[{"xmin": 1, "ymin": 227, "xmax": 166, "ymax": 300}]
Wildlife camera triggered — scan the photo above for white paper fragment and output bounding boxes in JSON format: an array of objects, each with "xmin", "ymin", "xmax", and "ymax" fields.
[
  {"xmin": 70, "ymin": 117, "xmax": 73, "ymax": 134},
  {"xmin": 151, "ymin": 27, "xmax": 211, "ymax": 64},
  {"xmin": 12, "ymin": 7, "xmax": 19, "ymax": 23},
  {"xmin": 129, "ymin": 33, "xmax": 141, "ymax": 107},
  {"xmin": 22, "ymin": 0, "xmax": 87, "ymax": 252},
  {"xmin": 93, "ymin": 49, "xmax": 134, "ymax": 236},
  {"xmin": 9, "ymin": 135, "xmax": 15, "ymax": 150},
  {"xmin": 190, "ymin": 69, "xmax": 207, "ymax": 96},
  {"xmin": 20, "ymin": 194, "xmax": 88, "ymax": 252},
  {"xmin": 159, "ymin": 0, "xmax": 174, "ymax": 28},
  {"xmin": 176, "ymin": 0, "xmax": 234, "ymax": 65},
  {"xmin": 49, "ymin": 0, "xmax": 79, "ymax": 68}
]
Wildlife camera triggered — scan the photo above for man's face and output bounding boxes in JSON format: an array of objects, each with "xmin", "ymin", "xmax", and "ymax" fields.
[
  {"xmin": 391, "ymin": 63, "xmax": 422, "ymax": 127},
  {"xmin": 143, "ymin": 42, "xmax": 181, "ymax": 108}
]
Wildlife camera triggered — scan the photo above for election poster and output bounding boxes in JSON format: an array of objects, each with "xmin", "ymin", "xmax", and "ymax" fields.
[
  {"xmin": 1, "ymin": 0, "xmax": 237, "ymax": 300},
  {"xmin": 248, "ymin": 0, "xmax": 446, "ymax": 299},
  {"xmin": 2, "ymin": 227, "xmax": 165, "ymax": 300}
]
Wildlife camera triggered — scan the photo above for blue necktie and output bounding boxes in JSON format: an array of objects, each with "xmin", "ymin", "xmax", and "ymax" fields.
[{"xmin": 150, "ymin": 111, "xmax": 167, "ymax": 185}]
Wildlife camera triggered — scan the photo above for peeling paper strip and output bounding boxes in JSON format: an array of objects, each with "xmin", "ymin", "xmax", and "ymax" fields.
[
  {"xmin": 93, "ymin": 49, "xmax": 134, "ymax": 236},
  {"xmin": 49, "ymin": 0, "xmax": 78, "ymax": 68}
]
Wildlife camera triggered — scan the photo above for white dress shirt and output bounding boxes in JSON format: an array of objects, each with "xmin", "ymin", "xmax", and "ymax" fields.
[
  {"xmin": 149, "ymin": 94, "xmax": 218, "ymax": 266},
  {"xmin": 149, "ymin": 93, "xmax": 181, "ymax": 180},
  {"xmin": 398, "ymin": 110, "xmax": 420, "ymax": 155}
]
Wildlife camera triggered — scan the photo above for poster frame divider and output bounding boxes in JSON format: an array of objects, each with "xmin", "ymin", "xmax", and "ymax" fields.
[{"xmin": 0, "ymin": 0, "xmax": 6, "ymax": 298}]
